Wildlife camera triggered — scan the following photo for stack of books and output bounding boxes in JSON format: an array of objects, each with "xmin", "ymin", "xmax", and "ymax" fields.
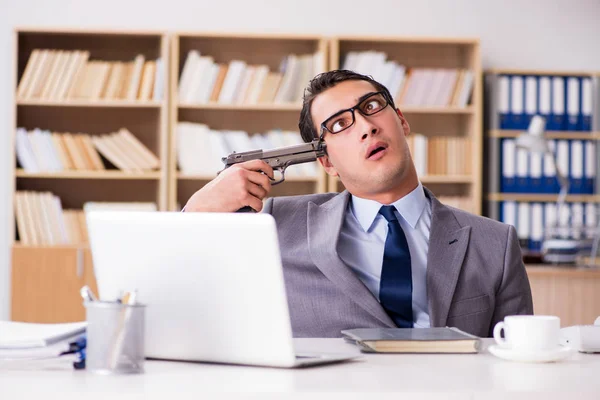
[
  {"xmin": 177, "ymin": 50, "xmax": 324, "ymax": 104},
  {"xmin": 16, "ymin": 128, "xmax": 160, "ymax": 173},
  {"xmin": 406, "ymin": 134, "xmax": 472, "ymax": 177},
  {"xmin": 17, "ymin": 50, "xmax": 164, "ymax": 101},
  {"xmin": 342, "ymin": 51, "xmax": 474, "ymax": 107},
  {"xmin": 14, "ymin": 191, "xmax": 157, "ymax": 246}
]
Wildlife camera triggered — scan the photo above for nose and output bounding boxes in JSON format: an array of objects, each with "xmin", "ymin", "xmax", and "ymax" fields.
[{"xmin": 354, "ymin": 112, "xmax": 378, "ymax": 141}]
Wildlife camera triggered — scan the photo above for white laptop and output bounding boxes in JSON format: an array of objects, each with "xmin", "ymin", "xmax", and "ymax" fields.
[{"xmin": 86, "ymin": 211, "xmax": 358, "ymax": 368}]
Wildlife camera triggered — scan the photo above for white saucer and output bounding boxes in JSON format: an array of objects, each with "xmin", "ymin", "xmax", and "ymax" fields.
[{"xmin": 488, "ymin": 344, "xmax": 575, "ymax": 363}]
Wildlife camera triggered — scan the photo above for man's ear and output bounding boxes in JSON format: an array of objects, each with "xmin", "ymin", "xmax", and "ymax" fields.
[
  {"xmin": 396, "ymin": 108, "xmax": 411, "ymax": 137},
  {"xmin": 318, "ymin": 155, "xmax": 339, "ymax": 177}
]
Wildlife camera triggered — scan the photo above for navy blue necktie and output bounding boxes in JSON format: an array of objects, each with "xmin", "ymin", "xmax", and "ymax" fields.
[{"xmin": 379, "ymin": 205, "xmax": 413, "ymax": 328}]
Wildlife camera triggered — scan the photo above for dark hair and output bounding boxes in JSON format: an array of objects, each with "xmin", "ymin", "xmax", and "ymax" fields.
[{"xmin": 298, "ymin": 70, "xmax": 397, "ymax": 143}]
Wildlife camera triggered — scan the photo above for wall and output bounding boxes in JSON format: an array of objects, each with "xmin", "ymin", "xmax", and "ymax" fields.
[{"xmin": 1, "ymin": 0, "xmax": 600, "ymax": 320}]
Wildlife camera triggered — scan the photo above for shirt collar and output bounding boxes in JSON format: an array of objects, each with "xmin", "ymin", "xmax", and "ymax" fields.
[{"xmin": 350, "ymin": 182, "xmax": 428, "ymax": 232}]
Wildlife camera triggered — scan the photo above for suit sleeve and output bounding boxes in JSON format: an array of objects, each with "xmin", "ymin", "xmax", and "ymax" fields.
[
  {"xmin": 262, "ymin": 197, "xmax": 274, "ymax": 215},
  {"xmin": 489, "ymin": 225, "xmax": 534, "ymax": 335}
]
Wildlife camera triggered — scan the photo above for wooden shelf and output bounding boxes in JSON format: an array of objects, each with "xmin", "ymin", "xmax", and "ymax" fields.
[
  {"xmin": 16, "ymin": 170, "xmax": 161, "ymax": 180},
  {"xmin": 178, "ymin": 102, "xmax": 301, "ymax": 111},
  {"xmin": 332, "ymin": 35, "xmax": 479, "ymax": 45},
  {"xmin": 177, "ymin": 172, "xmax": 319, "ymax": 183},
  {"xmin": 170, "ymin": 33, "xmax": 329, "ymax": 209},
  {"xmin": 399, "ymin": 106, "xmax": 475, "ymax": 114},
  {"xmin": 486, "ymin": 69, "xmax": 598, "ymax": 77},
  {"xmin": 487, "ymin": 193, "xmax": 600, "ymax": 202},
  {"xmin": 12, "ymin": 243, "xmax": 89, "ymax": 249},
  {"xmin": 420, "ymin": 175, "xmax": 473, "ymax": 183},
  {"xmin": 17, "ymin": 99, "xmax": 163, "ymax": 108},
  {"xmin": 488, "ymin": 129, "xmax": 599, "ymax": 140}
]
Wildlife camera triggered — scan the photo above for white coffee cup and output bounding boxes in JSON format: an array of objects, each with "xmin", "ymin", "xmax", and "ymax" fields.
[{"xmin": 493, "ymin": 315, "xmax": 560, "ymax": 352}]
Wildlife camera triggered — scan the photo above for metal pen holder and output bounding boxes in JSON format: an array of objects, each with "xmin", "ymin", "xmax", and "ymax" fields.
[{"xmin": 85, "ymin": 301, "xmax": 146, "ymax": 374}]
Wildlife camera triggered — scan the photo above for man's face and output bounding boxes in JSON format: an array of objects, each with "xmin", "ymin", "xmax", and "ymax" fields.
[{"xmin": 311, "ymin": 80, "xmax": 413, "ymax": 197}]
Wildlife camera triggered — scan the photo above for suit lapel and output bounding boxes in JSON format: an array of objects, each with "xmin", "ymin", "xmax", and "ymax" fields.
[
  {"xmin": 307, "ymin": 191, "xmax": 395, "ymax": 328},
  {"xmin": 424, "ymin": 188, "xmax": 471, "ymax": 327}
]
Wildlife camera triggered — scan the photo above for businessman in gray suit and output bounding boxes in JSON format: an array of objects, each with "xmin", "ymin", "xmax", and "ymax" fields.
[{"xmin": 184, "ymin": 70, "xmax": 534, "ymax": 338}]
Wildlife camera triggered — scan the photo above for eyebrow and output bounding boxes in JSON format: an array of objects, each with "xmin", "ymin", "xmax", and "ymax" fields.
[{"xmin": 322, "ymin": 91, "xmax": 380, "ymax": 124}]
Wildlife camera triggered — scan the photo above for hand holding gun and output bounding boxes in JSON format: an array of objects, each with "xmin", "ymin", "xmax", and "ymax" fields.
[{"xmin": 220, "ymin": 139, "xmax": 327, "ymax": 212}]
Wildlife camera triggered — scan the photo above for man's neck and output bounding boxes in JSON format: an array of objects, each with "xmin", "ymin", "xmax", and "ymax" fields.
[{"xmin": 351, "ymin": 173, "xmax": 420, "ymax": 205}]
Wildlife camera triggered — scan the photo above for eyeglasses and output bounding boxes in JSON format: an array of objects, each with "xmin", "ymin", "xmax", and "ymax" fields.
[{"xmin": 319, "ymin": 91, "xmax": 390, "ymax": 140}]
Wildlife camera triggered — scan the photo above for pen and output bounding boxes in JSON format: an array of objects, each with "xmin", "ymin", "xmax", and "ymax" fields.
[
  {"xmin": 109, "ymin": 289, "xmax": 138, "ymax": 369},
  {"xmin": 80, "ymin": 285, "xmax": 98, "ymax": 303}
]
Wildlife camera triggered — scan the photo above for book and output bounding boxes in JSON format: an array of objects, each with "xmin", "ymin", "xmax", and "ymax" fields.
[
  {"xmin": 341, "ymin": 327, "xmax": 481, "ymax": 353},
  {"xmin": 0, "ymin": 321, "xmax": 86, "ymax": 349}
]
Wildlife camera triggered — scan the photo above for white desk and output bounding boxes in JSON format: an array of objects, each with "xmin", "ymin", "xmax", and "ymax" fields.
[{"xmin": 1, "ymin": 338, "xmax": 598, "ymax": 399}]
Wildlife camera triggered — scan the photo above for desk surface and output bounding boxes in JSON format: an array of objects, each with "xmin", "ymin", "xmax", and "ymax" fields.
[{"xmin": 1, "ymin": 338, "xmax": 599, "ymax": 399}]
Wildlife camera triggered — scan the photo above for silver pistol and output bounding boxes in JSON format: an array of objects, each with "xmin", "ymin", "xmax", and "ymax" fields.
[{"xmin": 221, "ymin": 139, "xmax": 327, "ymax": 185}]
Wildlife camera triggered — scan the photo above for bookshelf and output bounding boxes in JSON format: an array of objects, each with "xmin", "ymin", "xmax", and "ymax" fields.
[
  {"xmin": 484, "ymin": 69, "xmax": 600, "ymax": 254},
  {"xmin": 328, "ymin": 36, "xmax": 483, "ymax": 214},
  {"xmin": 168, "ymin": 33, "xmax": 329, "ymax": 210},
  {"xmin": 10, "ymin": 28, "xmax": 169, "ymax": 322},
  {"xmin": 8, "ymin": 31, "xmax": 486, "ymax": 323}
]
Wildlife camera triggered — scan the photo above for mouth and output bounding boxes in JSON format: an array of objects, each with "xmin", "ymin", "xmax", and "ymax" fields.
[{"xmin": 366, "ymin": 142, "xmax": 388, "ymax": 160}]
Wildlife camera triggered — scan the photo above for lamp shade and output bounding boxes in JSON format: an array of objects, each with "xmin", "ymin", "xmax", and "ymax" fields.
[
  {"xmin": 515, "ymin": 133, "xmax": 550, "ymax": 154},
  {"xmin": 515, "ymin": 115, "xmax": 549, "ymax": 154}
]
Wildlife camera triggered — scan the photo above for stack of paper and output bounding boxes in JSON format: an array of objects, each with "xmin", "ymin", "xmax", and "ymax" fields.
[
  {"xmin": 0, "ymin": 321, "xmax": 86, "ymax": 361},
  {"xmin": 0, "ymin": 321, "xmax": 86, "ymax": 349}
]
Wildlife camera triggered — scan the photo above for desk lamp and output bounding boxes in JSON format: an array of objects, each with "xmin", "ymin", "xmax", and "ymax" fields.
[{"xmin": 515, "ymin": 116, "xmax": 583, "ymax": 264}]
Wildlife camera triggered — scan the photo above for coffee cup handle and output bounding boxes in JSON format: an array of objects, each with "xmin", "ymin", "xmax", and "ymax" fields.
[{"xmin": 493, "ymin": 321, "xmax": 507, "ymax": 346}]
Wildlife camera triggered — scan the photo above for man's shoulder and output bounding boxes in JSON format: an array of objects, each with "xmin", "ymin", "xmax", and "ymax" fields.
[
  {"xmin": 441, "ymin": 202, "xmax": 510, "ymax": 235},
  {"xmin": 264, "ymin": 192, "xmax": 339, "ymax": 215}
]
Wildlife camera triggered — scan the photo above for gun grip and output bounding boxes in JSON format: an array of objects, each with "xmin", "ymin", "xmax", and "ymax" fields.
[{"xmin": 236, "ymin": 206, "xmax": 256, "ymax": 213}]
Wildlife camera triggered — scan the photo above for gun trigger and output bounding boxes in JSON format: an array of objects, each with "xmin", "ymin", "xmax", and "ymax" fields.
[{"xmin": 271, "ymin": 168, "xmax": 285, "ymax": 185}]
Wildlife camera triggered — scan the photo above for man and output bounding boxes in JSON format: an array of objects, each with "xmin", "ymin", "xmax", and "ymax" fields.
[{"xmin": 184, "ymin": 70, "xmax": 534, "ymax": 338}]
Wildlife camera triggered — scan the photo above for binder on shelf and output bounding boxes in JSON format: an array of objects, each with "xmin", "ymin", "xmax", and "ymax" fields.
[
  {"xmin": 580, "ymin": 77, "xmax": 593, "ymax": 132},
  {"xmin": 500, "ymin": 201, "xmax": 517, "ymax": 229},
  {"xmin": 556, "ymin": 140, "xmax": 570, "ymax": 194},
  {"xmin": 571, "ymin": 203, "xmax": 584, "ymax": 239},
  {"xmin": 570, "ymin": 140, "xmax": 584, "ymax": 194},
  {"xmin": 566, "ymin": 77, "xmax": 581, "ymax": 132},
  {"xmin": 542, "ymin": 139, "xmax": 558, "ymax": 194},
  {"xmin": 530, "ymin": 203, "xmax": 544, "ymax": 252},
  {"xmin": 538, "ymin": 76, "xmax": 552, "ymax": 130},
  {"xmin": 585, "ymin": 202, "xmax": 598, "ymax": 229},
  {"xmin": 501, "ymin": 139, "xmax": 516, "ymax": 192},
  {"xmin": 524, "ymin": 75, "xmax": 538, "ymax": 130},
  {"xmin": 498, "ymin": 75, "xmax": 511, "ymax": 129},
  {"xmin": 497, "ymin": 200, "xmax": 600, "ymax": 253},
  {"xmin": 544, "ymin": 203, "xmax": 557, "ymax": 236},
  {"xmin": 517, "ymin": 202, "xmax": 531, "ymax": 250},
  {"xmin": 530, "ymin": 149, "xmax": 543, "ymax": 193},
  {"xmin": 510, "ymin": 75, "xmax": 525, "ymax": 130},
  {"xmin": 515, "ymin": 145, "xmax": 529, "ymax": 193},
  {"xmin": 558, "ymin": 202, "xmax": 571, "ymax": 239},
  {"xmin": 585, "ymin": 141, "xmax": 596, "ymax": 195},
  {"xmin": 549, "ymin": 76, "xmax": 566, "ymax": 131}
]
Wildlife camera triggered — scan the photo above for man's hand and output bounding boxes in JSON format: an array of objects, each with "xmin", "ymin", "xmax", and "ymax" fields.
[{"xmin": 183, "ymin": 160, "xmax": 274, "ymax": 213}]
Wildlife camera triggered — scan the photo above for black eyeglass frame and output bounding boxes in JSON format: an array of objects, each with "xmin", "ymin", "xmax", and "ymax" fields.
[{"xmin": 318, "ymin": 91, "xmax": 393, "ymax": 141}]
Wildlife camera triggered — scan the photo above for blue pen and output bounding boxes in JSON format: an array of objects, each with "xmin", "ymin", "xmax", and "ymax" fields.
[
  {"xmin": 73, "ymin": 347, "xmax": 86, "ymax": 370},
  {"xmin": 59, "ymin": 335, "xmax": 87, "ymax": 356}
]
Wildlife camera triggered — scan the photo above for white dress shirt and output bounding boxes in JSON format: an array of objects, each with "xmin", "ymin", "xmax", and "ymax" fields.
[{"xmin": 337, "ymin": 182, "xmax": 432, "ymax": 328}]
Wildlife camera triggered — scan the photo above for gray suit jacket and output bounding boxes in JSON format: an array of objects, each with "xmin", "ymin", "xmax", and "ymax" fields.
[{"xmin": 263, "ymin": 188, "xmax": 533, "ymax": 338}]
